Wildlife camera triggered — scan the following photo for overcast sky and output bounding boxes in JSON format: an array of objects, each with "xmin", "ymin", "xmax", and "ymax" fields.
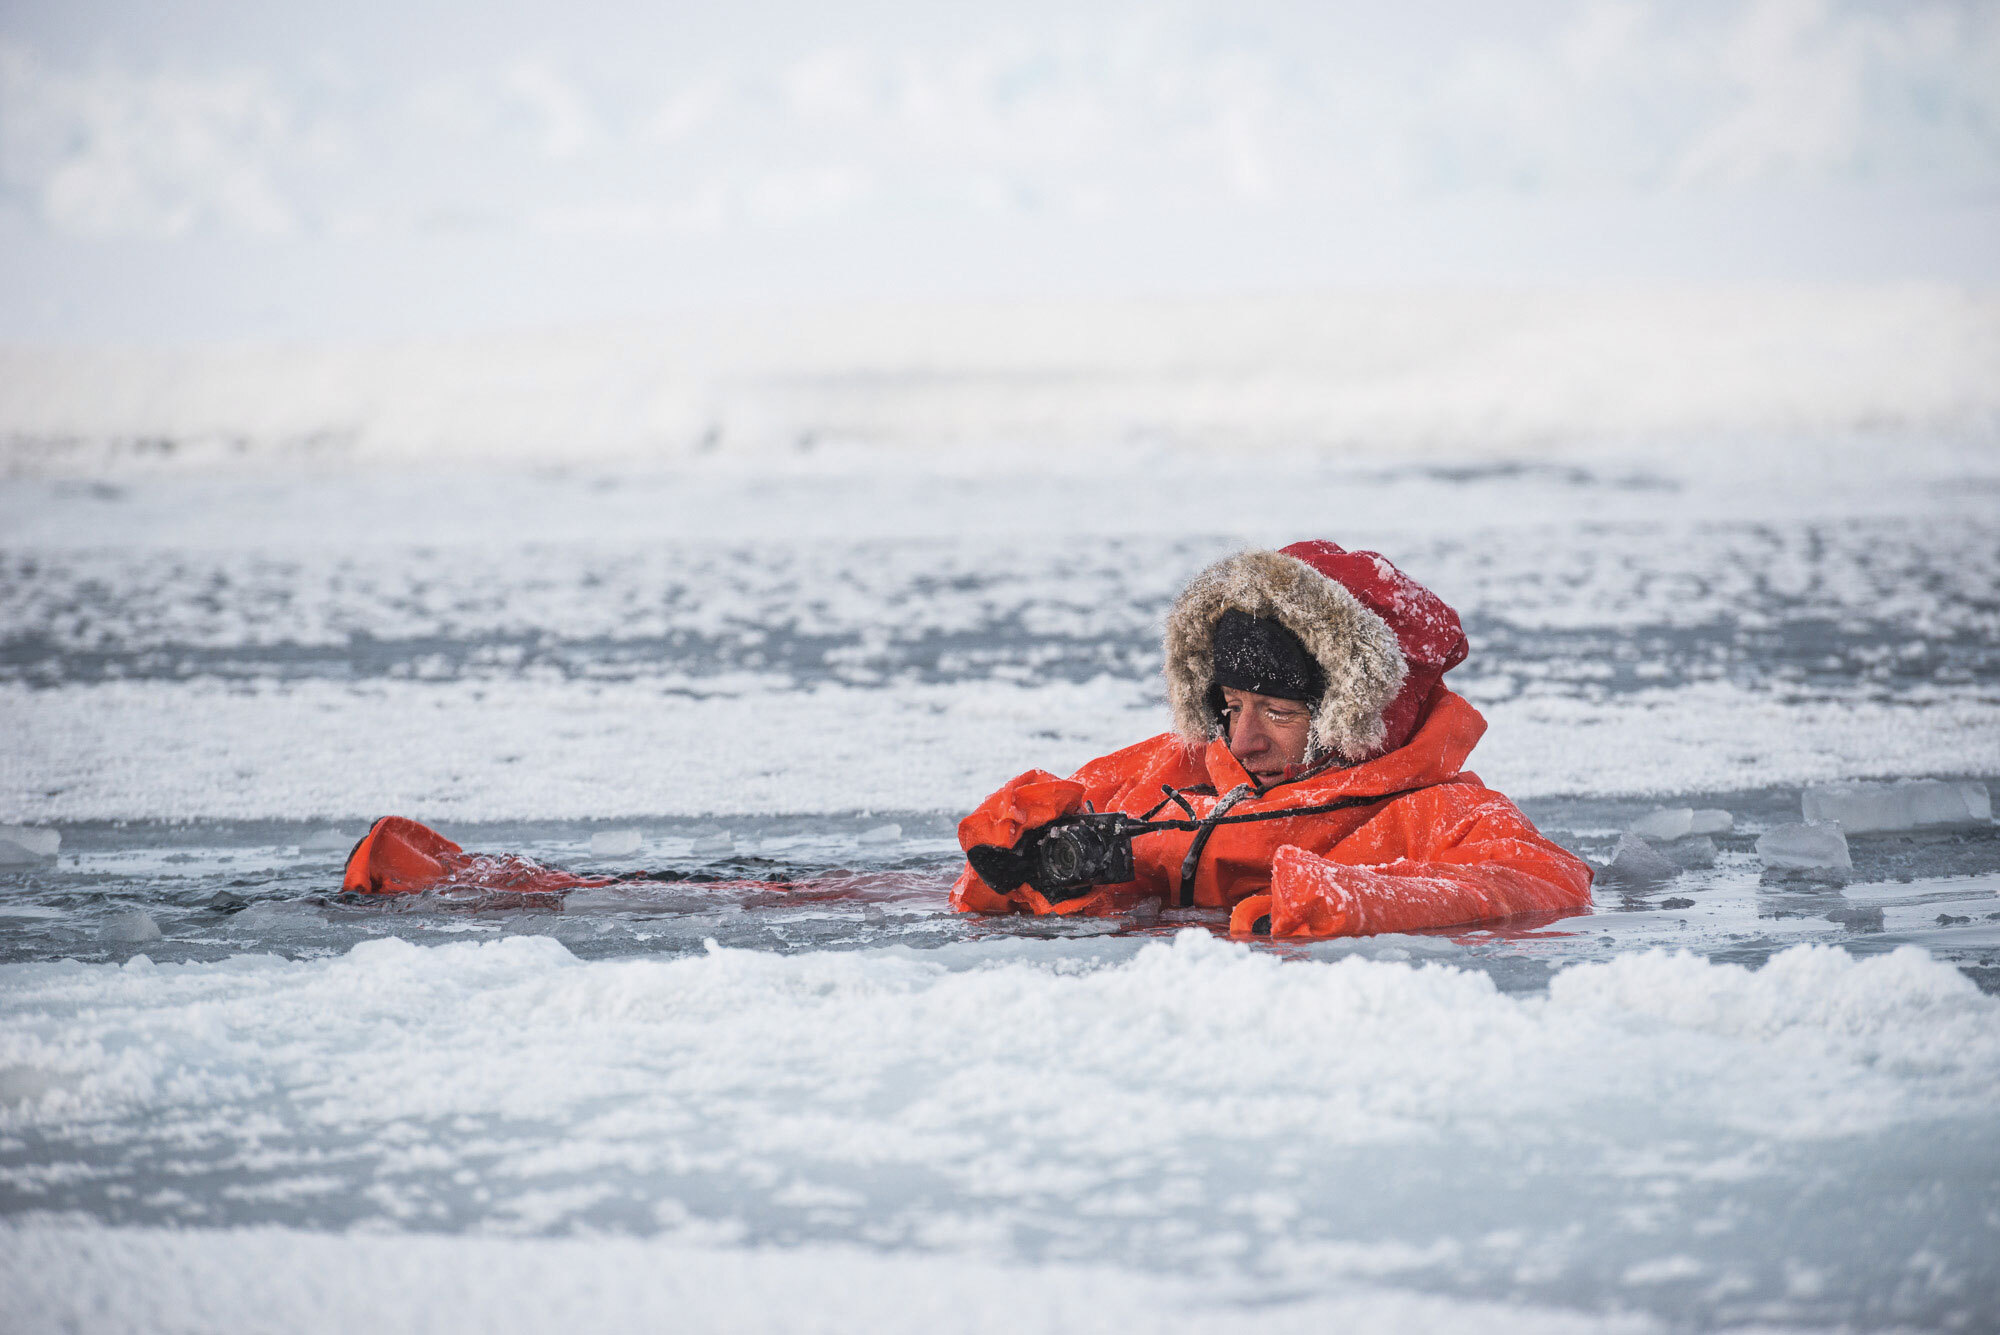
[{"xmin": 2, "ymin": 0, "xmax": 1996, "ymax": 341}]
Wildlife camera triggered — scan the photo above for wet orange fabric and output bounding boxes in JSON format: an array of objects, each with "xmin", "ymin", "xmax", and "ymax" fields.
[
  {"xmin": 951, "ymin": 689, "xmax": 1593, "ymax": 937},
  {"xmin": 342, "ymin": 816, "xmax": 614, "ymax": 896}
]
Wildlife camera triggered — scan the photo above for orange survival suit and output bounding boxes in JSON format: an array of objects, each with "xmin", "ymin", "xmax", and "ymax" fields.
[{"xmin": 951, "ymin": 541, "xmax": 1593, "ymax": 937}]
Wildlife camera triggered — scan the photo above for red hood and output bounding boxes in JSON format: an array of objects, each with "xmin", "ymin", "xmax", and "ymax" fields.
[{"xmin": 1278, "ymin": 539, "xmax": 1468, "ymax": 758}]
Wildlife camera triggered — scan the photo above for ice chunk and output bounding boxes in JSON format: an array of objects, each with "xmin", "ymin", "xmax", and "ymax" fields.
[
  {"xmin": 0, "ymin": 840, "xmax": 36, "ymax": 866},
  {"xmin": 590, "ymin": 828, "xmax": 643, "ymax": 857},
  {"xmin": 1901, "ymin": 779, "xmax": 1979, "ymax": 827},
  {"xmin": 1757, "ymin": 822, "xmax": 1851, "ymax": 870},
  {"xmin": 1687, "ymin": 809, "xmax": 1734, "ymax": 836},
  {"xmin": 1599, "ymin": 833, "xmax": 1677, "ymax": 883},
  {"xmin": 0, "ymin": 825, "xmax": 60, "ymax": 858},
  {"xmin": 1801, "ymin": 779, "xmax": 1989, "ymax": 834},
  {"xmin": 690, "ymin": 832, "xmax": 734, "ymax": 856},
  {"xmin": 1627, "ymin": 808, "xmax": 1693, "ymax": 841},
  {"xmin": 1803, "ymin": 782, "xmax": 1910, "ymax": 833},
  {"xmin": 101, "ymin": 909, "xmax": 163, "ymax": 943},
  {"xmin": 300, "ymin": 828, "xmax": 357, "ymax": 852},
  {"xmin": 1661, "ymin": 836, "xmax": 1717, "ymax": 870},
  {"xmin": 856, "ymin": 823, "xmax": 903, "ymax": 846}
]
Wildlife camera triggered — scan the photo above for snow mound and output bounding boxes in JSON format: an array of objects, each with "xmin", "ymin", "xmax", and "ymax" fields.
[{"xmin": 0, "ymin": 1223, "xmax": 1660, "ymax": 1335}]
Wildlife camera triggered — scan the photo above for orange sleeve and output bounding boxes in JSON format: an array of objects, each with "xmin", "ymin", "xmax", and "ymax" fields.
[
  {"xmin": 951, "ymin": 737, "xmax": 1198, "ymax": 917},
  {"xmin": 952, "ymin": 768, "xmax": 1089, "ymax": 912},
  {"xmin": 955, "ymin": 769, "xmax": 1088, "ymax": 856},
  {"xmin": 1264, "ymin": 786, "xmax": 1593, "ymax": 938}
]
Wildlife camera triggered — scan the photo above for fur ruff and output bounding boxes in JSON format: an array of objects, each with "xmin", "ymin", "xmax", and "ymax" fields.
[{"xmin": 1163, "ymin": 549, "xmax": 1407, "ymax": 762}]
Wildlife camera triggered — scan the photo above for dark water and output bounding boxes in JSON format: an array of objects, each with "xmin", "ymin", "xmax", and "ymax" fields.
[{"xmin": 6, "ymin": 791, "xmax": 1996, "ymax": 991}]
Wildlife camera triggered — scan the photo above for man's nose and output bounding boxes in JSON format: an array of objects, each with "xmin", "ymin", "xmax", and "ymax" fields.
[{"xmin": 1233, "ymin": 716, "xmax": 1269, "ymax": 753}]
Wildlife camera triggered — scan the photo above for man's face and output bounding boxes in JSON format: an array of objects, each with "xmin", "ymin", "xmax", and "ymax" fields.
[{"xmin": 1220, "ymin": 687, "xmax": 1312, "ymax": 784}]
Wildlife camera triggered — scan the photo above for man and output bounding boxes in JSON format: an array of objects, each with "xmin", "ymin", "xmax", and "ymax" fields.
[{"xmin": 951, "ymin": 540, "xmax": 1592, "ymax": 936}]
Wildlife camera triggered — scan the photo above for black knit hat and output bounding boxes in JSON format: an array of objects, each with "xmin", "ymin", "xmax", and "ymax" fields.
[{"xmin": 1209, "ymin": 609, "xmax": 1325, "ymax": 704}]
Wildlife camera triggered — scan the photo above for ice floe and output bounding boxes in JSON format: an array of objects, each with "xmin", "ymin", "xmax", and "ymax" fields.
[
  {"xmin": 1756, "ymin": 822, "xmax": 1852, "ymax": 871},
  {"xmin": 1802, "ymin": 779, "xmax": 1991, "ymax": 834}
]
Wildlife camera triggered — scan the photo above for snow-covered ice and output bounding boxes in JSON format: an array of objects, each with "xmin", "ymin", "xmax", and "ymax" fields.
[
  {"xmin": 4, "ymin": 347, "xmax": 1999, "ymax": 1332},
  {"xmin": 3, "ymin": 933, "xmax": 1997, "ymax": 1330},
  {"xmin": 0, "ymin": 1224, "xmax": 1664, "ymax": 1335}
]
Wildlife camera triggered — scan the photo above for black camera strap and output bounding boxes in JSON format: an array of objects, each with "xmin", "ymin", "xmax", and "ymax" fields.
[
  {"xmin": 1176, "ymin": 784, "xmax": 1253, "ymax": 905},
  {"xmin": 1134, "ymin": 782, "xmax": 1432, "ymax": 906},
  {"xmin": 984, "ymin": 782, "xmax": 1433, "ymax": 903}
]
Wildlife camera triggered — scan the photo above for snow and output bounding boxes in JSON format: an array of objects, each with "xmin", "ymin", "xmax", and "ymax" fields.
[
  {"xmin": 0, "ymin": 1224, "xmax": 1661, "ymax": 1335},
  {"xmin": 5, "ymin": 288, "xmax": 2000, "ymax": 470},
  {"xmin": 1802, "ymin": 780, "xmax": 1993, "ymax": 834},
  {"xmin": 3, "ymin": 933, "xmax": 1997, "ymax": 1327},
  {"xmin": 4, "ymin": 640, "xmax": 1998, "ymax": 827},
  {"xmin": 3, "ymin": 284, "xmax": 1998, "ymax": 1331},
  {"xmin": 1756, "ymin": 823, "xmax": 1852, "ymax": 872}
]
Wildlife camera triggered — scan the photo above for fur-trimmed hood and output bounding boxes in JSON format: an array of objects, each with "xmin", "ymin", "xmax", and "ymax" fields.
[{"xmin": 1163, "ymin": 540, "xmax": 1469, "ymax": 763}]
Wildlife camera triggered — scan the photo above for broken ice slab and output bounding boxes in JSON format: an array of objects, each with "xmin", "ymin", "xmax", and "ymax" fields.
[
  {"xmin": 1801, "ymin": 780, "xmax": 1990, "ymax": 834},
  {"xmin": 300, "ymin": 828, "xmax": 357, "ymax": 852},
  {"xmin": 1626, "ymin": 808, "xmax": 1693, "ymax": 841},
  {"xmin": 0, "ymin": 825, "xmax": 61, "ymax": 860},
  {"xmin": 1756, "ymin": 822, "xmax": 1852, "ymax": 870},
  {"xmin": 590, "ymin": 828, "xmax": 644, "ymax": 857},
  {"xmin": 1661, "ymin": 836, "xmax": 1717, "ymax": 870},
  {"xmin": 1687, "ymin": 809, "xmax": 1734, "ymax": 836},
  {"xmin": 100, "ymin": 909, "xmax": 163, "ymax": 943},
  {"xmin": 1599, "ymin": 833, "xmax": 1678, "ymax": 884},
  {"xmin": 690, "ymin": 832, "xmax": 735, "ymax": 856},
  {"xmin": 856, "ymin": 823, "xmax": 903, "ymax": 846}
]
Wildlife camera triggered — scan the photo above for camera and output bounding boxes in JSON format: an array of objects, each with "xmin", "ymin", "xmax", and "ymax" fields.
[
  {"xmin": 965, "ymin": 813, "xmax": 1141, "ymax": 903},
  {"xmin": 1019, "ymin": 814, "xmax": 1138, "ymax": 898}
]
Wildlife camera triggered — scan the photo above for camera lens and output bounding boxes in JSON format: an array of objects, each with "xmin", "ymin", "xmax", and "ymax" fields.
[{"xmin": 1042, "ymin": 832, "xmax": 1083, "ymax": 883}]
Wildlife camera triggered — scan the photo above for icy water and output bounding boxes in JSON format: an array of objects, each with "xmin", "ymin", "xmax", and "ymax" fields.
[{"xmin": 5, "ymin": 440, "xmax": 2000, "ymax": 1331}]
